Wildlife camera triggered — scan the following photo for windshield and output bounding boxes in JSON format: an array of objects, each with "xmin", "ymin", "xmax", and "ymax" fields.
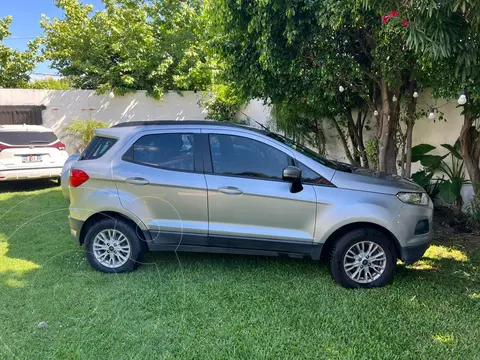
[{"xmin": 265, "ymin": 132, "xmax": 352, "ymax": 172}]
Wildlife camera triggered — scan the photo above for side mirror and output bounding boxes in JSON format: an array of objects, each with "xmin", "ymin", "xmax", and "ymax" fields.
[{"xmin": 282, "ymin": 165, "xmax": 303, "ymax": 193}]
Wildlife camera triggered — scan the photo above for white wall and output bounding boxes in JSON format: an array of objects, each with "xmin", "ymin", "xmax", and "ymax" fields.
[
  {"xmin": 0, "ymin": 89, "xmax": 471, "ymax": 203},
  {"xmin": 0, "ymin": 88, "xmax": 465, "ymax": 158},
  {"xmin": 0, "ymin": 89, "xmax": 207, "ymax": 153}
]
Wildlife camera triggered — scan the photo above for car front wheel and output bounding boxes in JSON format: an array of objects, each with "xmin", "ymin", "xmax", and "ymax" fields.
[
  {"xmin": 330, "ymin": 229, "xmax": 397, "ymax": 288},
  {"xmin": 84, "ymin": 218, "xmax": 145, "ymax": 273}
]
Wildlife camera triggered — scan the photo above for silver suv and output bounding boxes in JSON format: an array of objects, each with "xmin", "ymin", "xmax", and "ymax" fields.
[{"xmin": 68, "ymin": 121, "xmax": 433, "ymax": 288}]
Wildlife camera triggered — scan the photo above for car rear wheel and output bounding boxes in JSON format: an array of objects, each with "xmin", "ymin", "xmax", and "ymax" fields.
[
  {"xmin": 330, "ymin": 229, "xmax": 396, "ymax": 288},
  {"xmin": 84, "ymin": 218, "xmax": 145, "ymax": 273}
]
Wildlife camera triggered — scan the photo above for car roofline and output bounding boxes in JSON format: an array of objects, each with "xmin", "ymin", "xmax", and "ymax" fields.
[{"xmin": 112, "ymin": 120, "xmax": 250, "ymax": 129}]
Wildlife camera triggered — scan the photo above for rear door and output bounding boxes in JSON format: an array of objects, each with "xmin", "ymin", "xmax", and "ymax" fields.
[
  {"xmin": 203, "ymin": 129, "xmax": 317, "ymax": 249},
  {"xmin": 112, "ymin": 129, "xmax": 208, "ymax": 246},
  {"xmin": 0, "ymin": 130, "xmax": 66, "ymax": 169}
]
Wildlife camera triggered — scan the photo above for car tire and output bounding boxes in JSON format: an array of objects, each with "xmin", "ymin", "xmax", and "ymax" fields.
[
  {"xmin": 84, "ymin": 218, "xmax": 146, "ymax": 273},
  {"xmin": 56, "ymin": 177, "xmax": 61, "ymax": 186},
  {"xmin": 330, "ymin": 228, "xmax": 397, "ymax": 288}
]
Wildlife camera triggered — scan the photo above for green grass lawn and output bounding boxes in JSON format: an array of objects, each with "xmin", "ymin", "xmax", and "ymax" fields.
[{"xmin": 0, "ymin": 182, "xmax": 479, "ymax": 359}]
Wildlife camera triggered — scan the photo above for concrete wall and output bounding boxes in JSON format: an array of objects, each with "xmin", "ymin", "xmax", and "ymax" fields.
[
  {"xmin": 0, "ymin": 89, "xmax": 270, "ymax": 153},
  {"xmin": 0, "ymin": 88, "xmax": 470, "ymax": 202},
  {"xmin": 0, "ymin": 88, "xmax": 465, "ymax": 158}
]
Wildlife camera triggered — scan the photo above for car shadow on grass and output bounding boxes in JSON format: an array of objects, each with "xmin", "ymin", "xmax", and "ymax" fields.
[
  {"xmin": 0, "ymin": 179, "xmax": 59, "ymax": 194},
  {"xmin": 395, "ymin": 242, "xmax": 479, "ymax": 292}
]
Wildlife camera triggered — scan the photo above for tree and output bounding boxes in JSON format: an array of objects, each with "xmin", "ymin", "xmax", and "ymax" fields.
[
  {"xmin": 25, "ymin": 77, "xmax": 73, "ymax": 90},
  {"xmin": 200, "ymin": 83, "xmax": 248, "ymax": 122},
  {"xmin": 0, "ymin": 16, "xmax": 41, "ymax": 88},
  {"xmin": 41, "ymin": 0, "xmax": 211, "ymax": 99},
  {"xmin": 402, "ymin": 0, "xmax": 480, "ymax": 190},
  {"xmin": 210, "ymin": 0, "xmax": 425, "ymax": 173},
  {"xmin": 271, "ymin": 101, "xmax": 328, "ymax": 156}
]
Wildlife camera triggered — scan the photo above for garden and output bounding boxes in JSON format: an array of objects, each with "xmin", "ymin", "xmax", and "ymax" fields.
[
  {"xmin": 1, "ymin": 0, "xmax": 480, "ymax": 358},
  {"xmin": 0, "ymin": 181, "xmax": 479, "ymax": 359}
]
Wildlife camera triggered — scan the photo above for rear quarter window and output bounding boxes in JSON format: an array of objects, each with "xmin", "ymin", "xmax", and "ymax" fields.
[{"xmin": 80, "ymin": 136, "xmax": 117, "ymax": 160}]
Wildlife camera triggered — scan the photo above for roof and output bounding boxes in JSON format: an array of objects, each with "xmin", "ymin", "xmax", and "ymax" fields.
[
  {"xmin": 95, "ymin": 120, "xmax": 270, "ymax": 140},
  {"xmin": 0, "ymin": 124, "xmax": 53, "ymax": 132}
]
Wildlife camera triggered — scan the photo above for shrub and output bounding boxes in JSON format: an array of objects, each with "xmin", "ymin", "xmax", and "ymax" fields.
[
  {"xmin": 64, "ymin": 119, "xmax": 110, "ymax": 151},
  {"xmin": 467, "ymin": 190, "xmax": 480, "ymax": 229},
  {"xmin": 365, "ymin": 138, "xmax": 378, "ymax": 170}
]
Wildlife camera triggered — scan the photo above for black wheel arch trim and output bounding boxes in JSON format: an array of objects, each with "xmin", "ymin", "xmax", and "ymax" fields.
[
  {"xmin": 77, "ymin": 211, "xmax": 151, "ymax": 245},
  {"xmin": 320, "ymin": 222, "xmax": 402, "ymax": 261}
]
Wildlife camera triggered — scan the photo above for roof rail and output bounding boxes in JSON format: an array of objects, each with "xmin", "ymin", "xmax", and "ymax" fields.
[{"xmin": 111, "ymin": 120, "xmax": 244, "ymax": 128}]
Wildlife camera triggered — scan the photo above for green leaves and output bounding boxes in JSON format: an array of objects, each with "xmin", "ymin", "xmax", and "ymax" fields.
[
  {"xmin": 439, "ymin": 177, "xmax": 463, "ymax": 204},
  {"xmin": 41, "ymin": 0, "xmax": 210, "ymax": 98},
  {"xmin": 64, "ymin": 118, "xmax": 110, "ymax": 148},
  {"xmin": 411, "ymin": 170, "xmax": 434, "ymax": 189},
  {"xmin": 440, "ymin": 141, "xmax": 462, "ymax": 160},
  {"xmin": 0, "ymin": 16, "xmax": 42, "ymax": 88},
  {"xmin": 411, "ymin": 143, "xmax": 436, "ymax": 162}
]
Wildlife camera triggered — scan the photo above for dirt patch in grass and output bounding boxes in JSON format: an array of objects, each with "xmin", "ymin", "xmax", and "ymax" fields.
[{"xmin": 432, "ymin": 206, "xmax": 480, "ymax": 262}]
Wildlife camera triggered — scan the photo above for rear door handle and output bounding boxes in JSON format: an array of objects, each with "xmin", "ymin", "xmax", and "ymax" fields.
[
  {"xmin": 218, "ymin": 186, "xmax": 243, "ymax": 195},
  {"xmin": 125, "ymin": 177, "xmax": 150, "ymax": 185}
]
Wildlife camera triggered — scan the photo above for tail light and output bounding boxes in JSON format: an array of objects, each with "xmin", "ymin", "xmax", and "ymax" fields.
[
  {"xmin": 0, "ymin": 144, "xmax": 10, "ymax": 152},
  {"xmin": 51, "ymin": 141, "xmax": 66, "ymax": 150},
  {"xmin": 69, "ymin": 169, "xmax": 89, "ymax": 187}
]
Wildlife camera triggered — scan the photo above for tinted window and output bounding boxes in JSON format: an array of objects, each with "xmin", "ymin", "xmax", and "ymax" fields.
[
  {"xmin": 265, "ymin": 132, "xmax": 352, "ymax": 173},
  {"xmin": 123, "ymin": 133, "xmax": 194, "ymax": 171},
  {"xmin": 297, "ymin": 161, "xmax": 331, "ymax": 185},
  {"xmin": 80, "ymin": 136, "xmax": 117, "ymax": 160},
  {"xmin": 0, "ymin": 131, "xmax": 57, "ymax": 145},
  {"xmin": 209, "ymin": 134, "xmax": 288, "ymax": 180}
]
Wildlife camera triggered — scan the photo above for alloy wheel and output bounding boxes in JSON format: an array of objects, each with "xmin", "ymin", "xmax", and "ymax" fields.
[
  {"xmin": 343, "ymin": 241, "xmax": 387, "ymax": 284},
  {"xmin": 92, "ymin": 229, "xmax": 131, "ymax": 269}
]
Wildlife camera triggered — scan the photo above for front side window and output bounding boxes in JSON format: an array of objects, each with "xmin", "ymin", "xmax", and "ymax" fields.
[
  {"xmin": 209, "ymin": 134, "xmax": 288, "ymax": 180},
  {"xmin": 265, "ymin": 132, "xmax": 352, "ymax": 173},
  {"xmin": 123, "ymin": 133, "xmax": 194, "ymax": 171},
  {"xmin": 297, "ymin": 161, "xmax": 332, "ymax": 185}
]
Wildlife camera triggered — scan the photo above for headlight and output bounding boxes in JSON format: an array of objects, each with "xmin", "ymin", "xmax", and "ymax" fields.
[{"xmin": 396, "ymin": 192, "xmax": 429, "ymax": 206}]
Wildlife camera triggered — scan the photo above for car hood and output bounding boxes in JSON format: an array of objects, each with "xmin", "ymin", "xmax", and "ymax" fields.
[{"xmin": 331, "ymin": 167, "xmax": 424, "ymax": 195}]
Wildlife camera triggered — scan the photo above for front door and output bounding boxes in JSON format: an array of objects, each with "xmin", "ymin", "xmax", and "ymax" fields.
[{"xmin": 204, "ymin": 131, "xmax": 317, "ymax": 250}]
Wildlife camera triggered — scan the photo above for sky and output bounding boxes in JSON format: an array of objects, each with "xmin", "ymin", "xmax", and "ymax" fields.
[{"xmin": 1, "ymin": 0, "xmax": 104, "ymax": 75}]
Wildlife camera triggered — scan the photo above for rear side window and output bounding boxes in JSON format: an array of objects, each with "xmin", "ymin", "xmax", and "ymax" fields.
[
  {"xmin": 80, "ymin": 136, "xmax": 117, "ymax": 160},
  {"xmin": 122, "ymin": 133, "xmax": 195, "ymax": 171},
  {"xmin": 0, "ymin": 131, "xmax": 58, "ymax": 145}
]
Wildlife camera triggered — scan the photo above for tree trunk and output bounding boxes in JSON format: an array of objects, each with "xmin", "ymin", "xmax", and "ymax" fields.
[
  {"xmin": 314, "ymin": 119, "xmax": 326, "ymax": 156},
  {"xmin": 378, "ymin": 78, "xmax": 390, "ymax": 173},
  {"xmin": 404, "ymin": 120, "xmax": 414, "ymax": 178},
  {"xmin": 357, "ymin": 111, "xmax": 369, "ymax": 168},
  {"xmin": 460, "ymin": 108, "xmax": 480, "ymax": 192},
  {"xmin": 378, "ymin": 77, "xmax": 399, "ymax": 174},
  {"xmin": 345, "ymin": 109, "xmax": 368, "ymax": 167},
  {"xmin": 400, "ymin": 132, "xmax": 406, "ymax": 178},
  {"xmin": 330, "ymin": 116, "xmax": 356, "ymax": 164},
  {"xmin": 404, "ymin": 80, "xmax": 417, "ymax": 178}
]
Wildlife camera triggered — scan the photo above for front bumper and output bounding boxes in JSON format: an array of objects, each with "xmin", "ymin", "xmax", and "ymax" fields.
[
  {"xmin": 401, "ymin": 241, "xmax": 431, "ymax": 264},
  {"xmin": 69, "ymin": 216, "xmax": 84, "ymax": 245},
  {"xmin": 0, "ymin": 166, "xmax": 62, "ymax": 181}
]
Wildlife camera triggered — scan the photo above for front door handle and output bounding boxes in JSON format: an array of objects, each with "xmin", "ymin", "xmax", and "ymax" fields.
[
  {"xmin": 218, "ymin": 186, "xmax": 243, "ymax": 195},
  {"xmin": 125, "ymin": 177, "xmax": 150, "ymax": 185}
]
